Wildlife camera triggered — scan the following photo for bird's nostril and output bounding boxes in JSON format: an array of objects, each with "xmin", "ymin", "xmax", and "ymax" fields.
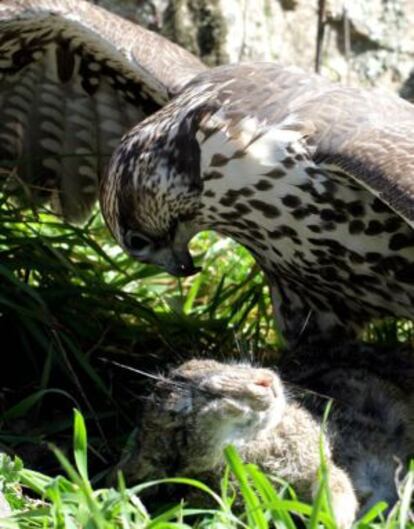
[{"xmin": 253, "ymin": 373, "xmax": 273, "ymax": 388}]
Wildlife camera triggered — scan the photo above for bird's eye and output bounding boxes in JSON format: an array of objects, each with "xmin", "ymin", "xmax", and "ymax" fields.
[{"xmin": 126, "ymin": 232, "xmax": 150, "ymax": 252}]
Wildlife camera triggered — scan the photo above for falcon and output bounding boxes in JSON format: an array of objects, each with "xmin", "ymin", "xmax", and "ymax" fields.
[{"xmin": 1, "ymin": 1, "xmax": 414, "ymax": 346}]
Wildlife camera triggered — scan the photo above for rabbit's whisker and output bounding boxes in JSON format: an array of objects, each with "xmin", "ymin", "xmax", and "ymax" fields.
[{"xmin": 99, "ymin": 357, "xmax": 166, "ymax": 383}]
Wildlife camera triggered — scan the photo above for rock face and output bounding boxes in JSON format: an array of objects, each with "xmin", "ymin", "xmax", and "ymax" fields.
[{"xmin": 96, "ymin": 0, "xmax": 414, "ymax": 96}]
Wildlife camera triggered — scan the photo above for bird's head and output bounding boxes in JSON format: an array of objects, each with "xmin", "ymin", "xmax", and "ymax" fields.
[{"xmin": 100, "ymin": 111, "xmax": 205, "ymax": 277}]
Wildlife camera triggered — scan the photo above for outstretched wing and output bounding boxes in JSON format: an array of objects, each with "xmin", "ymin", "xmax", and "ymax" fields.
[
  {"xmin": 179, "ymin": 63, "xmax": 414, "ymax": 342},
  {"xmin": 0, "ymin": 0, "xmax": 206, "ymax": 222},
  {"xmin": 302, "ymin": 85, "xmax": 414, "ymax": 229},
  {"xmin": 190, "ymin": 62, "xmax": 414, "ymax": 229}
]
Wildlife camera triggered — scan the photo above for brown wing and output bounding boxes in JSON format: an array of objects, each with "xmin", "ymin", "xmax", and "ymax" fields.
[
  {"xmin": 0, "ymin": 0, "xmax": 206, "ymax": 222},
  {"xmin": 190, "ymin": 63, "xmax": 414, "ymax": 228},
  {"xmin": 299, "ymin": 84, "xmax": 414, "ymax": 229}
]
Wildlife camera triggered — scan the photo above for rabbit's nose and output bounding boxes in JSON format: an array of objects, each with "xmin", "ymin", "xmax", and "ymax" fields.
[{"xmin": 252, "ymin": 372, "xmax": 273, "ymax": 388}]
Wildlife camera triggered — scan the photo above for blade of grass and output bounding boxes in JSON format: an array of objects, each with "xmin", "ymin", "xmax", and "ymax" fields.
[{"xmin": 224, "ymin": 445, "xmax": 268, "ymax": 529}]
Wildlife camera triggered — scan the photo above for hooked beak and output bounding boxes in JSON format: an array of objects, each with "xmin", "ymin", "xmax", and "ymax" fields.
[
  {"xmin": 156, "ymin": 222, "xmax": 202, "ymax": 277},
  {"xmin": 164, "ymin": 247, "xmax": 202, "ymax": 277},
  {"xmin": 133, "ymin": 244, "xmax": 201, "ymax": 277},
  {"xmin": 129, "ymin": 222, "xmax": 202, "ymax": 277}
]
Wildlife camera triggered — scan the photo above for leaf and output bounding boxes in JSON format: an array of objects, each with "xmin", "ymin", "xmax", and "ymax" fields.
[
  {"xmin": 73, "ymin": 409, "xmax": 88, "ymax": 482},
  {"xmin": 247, "ymin": 464, "xmax": 297, "ymax": 529},
  {"xmin": 2, "ymin": 389, "xmax": 79, "ymax": 421},
  {"xmin": 399, "ymin": 460, "xmax": 414, "ymax": 529},
  {"xmin": 224, "ymin": 445, "xmax": 268, "ymax": 529}
]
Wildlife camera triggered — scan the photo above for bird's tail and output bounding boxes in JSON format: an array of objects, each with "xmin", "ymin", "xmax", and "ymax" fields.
[{"xmin": 0, "ymin": 0, "xmax": 206, "ymax": 222}]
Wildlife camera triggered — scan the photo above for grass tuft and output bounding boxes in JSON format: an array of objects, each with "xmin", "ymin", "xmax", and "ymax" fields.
[
  {"xmin": 1, "ymin": 412, "xmax": 412, "ymax": 528},
  {"xmin": 0, "ymin": 195, "xmax": 275, "ymax": 477}
]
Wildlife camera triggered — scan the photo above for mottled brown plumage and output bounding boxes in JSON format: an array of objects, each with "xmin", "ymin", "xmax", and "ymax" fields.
[
  {"xmin": 1, "ymin": 3, "xmax": 413, "ymax": 344},
  {"xmin": 105, "ymin": 63, "xmax": 414, "ymax": 344}
]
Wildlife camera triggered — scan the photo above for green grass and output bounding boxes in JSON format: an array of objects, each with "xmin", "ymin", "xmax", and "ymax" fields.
[
  {"xmin": 0, "ymin": 194, "xmax": 413, "ymax": 528},
  {"xmin": 0, "ymin": 412, "xmax": 413, "ymax": 529},
  {"xmin": 0, "ymin": 193, "xmax": 277, "ymax": 479}
]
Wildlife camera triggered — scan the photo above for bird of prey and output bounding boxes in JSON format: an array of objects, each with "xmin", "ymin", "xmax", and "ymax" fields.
[{"xmin": 1, "ymin": 1, "xmax": 414, "ymax": 346}]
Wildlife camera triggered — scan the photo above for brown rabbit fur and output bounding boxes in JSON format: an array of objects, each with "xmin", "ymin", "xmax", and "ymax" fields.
[
  {"xmin": 279, "ymin": 341, "xmax": 414, "ymax": 453},
  {"xmin": 117, "ymin": 359, "xmax": 360, "ymax": 528}
]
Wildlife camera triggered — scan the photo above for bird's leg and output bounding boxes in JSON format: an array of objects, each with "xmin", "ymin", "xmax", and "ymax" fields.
[{"xmin": 269, "ymin": 280, "xmax": 358, "ymax": 347}]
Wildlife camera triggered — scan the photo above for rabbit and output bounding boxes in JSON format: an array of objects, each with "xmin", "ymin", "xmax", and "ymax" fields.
[
  {"xmin": 278, "ymin": 340, "xmax": 414, "ymax": 453},
  {"xmin": 291, "ymin": 368, "xmax": 412, "ymax": 512},
  {"xmin": 116, "ymin": 359, "xmax": 359, "ymax": 529}
]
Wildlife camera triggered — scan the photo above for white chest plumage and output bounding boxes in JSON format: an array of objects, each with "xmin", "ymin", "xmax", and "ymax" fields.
[{"xmin": 197, "ymin": 117, "xmax": 414, "ymax": 342}]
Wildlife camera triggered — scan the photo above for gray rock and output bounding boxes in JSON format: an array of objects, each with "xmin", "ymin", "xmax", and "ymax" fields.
[{"xmin": 95, "ymin": 0, "xmax": 414, "ymax": 92}]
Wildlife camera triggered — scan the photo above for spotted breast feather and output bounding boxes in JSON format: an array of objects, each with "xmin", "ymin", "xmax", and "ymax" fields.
[{"xmin": 105, "ymin": 63, "xmax": 414, "ymax": 345}]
